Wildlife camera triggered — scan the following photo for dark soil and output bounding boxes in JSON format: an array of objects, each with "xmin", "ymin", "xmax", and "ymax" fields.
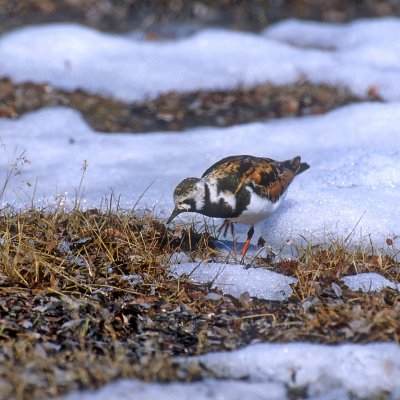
[
  {"xmin": 0, "ymin": 78, "xmax": 379, "ymax": 133},
  {"xmin": 1, "ymin": 0, "xmax": 400, "ymax": 36}
]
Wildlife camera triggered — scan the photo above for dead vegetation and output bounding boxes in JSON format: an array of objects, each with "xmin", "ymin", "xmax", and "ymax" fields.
[
  {"xmin": 2, "ymin": 0, "xmax": 400, "ymax": 35},
  {"xmin": 0, "ymin": 203, "xmax": 398, "ymax": 399},
  {"xmin": 0, "ymin": 78, "xmax": 377, "ymax": 133}
]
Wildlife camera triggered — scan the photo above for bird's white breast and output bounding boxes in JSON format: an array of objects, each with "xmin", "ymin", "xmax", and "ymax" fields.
[{"xmin": 230, "ymin": 186, "xmax": 285, "ymax": 225}]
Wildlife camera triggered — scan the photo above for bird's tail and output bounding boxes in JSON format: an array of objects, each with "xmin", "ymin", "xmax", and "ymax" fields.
[{"xmin": 284, "ymin": 156, "xmax": 310, "ymax": 175}]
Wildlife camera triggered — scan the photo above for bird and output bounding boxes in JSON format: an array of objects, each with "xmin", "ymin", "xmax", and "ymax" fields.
[{"xmin": 167, "ymin": 154, "xmax": 310, "ymax": 258}]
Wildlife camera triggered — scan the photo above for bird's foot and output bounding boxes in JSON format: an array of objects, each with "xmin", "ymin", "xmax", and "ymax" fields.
[{"xmin": 217, "ymin": 219, "xmax": 234, "ymax": 238}]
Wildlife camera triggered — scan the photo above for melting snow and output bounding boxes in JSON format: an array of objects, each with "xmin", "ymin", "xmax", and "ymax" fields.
[
  {"xmin": 343, "ymin": 272, "xmax": 400, "ymax": 292},
  {"xmin": 170, "ymin": 262, "xmax": 297, "ymax": 300},
  {"xmin": 187, "ymin": 342, "xmax": 400, "ymax": 398},
  {"xmin": 170, "ymin": 263, "xmax": 400, "ymax": 301},
  {"xmin": 64, "ymin": 343, "xmax": 400, "ymax": 399},
  {"xmin": 64, "ymin": 379, "xmax": 286, "ymax": 400}
]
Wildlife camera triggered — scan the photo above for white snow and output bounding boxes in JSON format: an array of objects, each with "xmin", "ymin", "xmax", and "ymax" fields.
[
  {"xmin": 64, "ymin": 379, "xmax": 286, "ymax": 400},
  {"xmin": 1, "ymin": 16, "xmax": 400, "ymax": 400},
  {"xmin": 170, "ymin": 263, "xmax": 400, "ymax": 301},
  {"xmin": 343, "ymin": 272, "xmax": 400, "ymax": 292},
  {"xmin": 170, "ymin": 262, "xmax": 297, "ymax": 300},
  {"xmin": 64, "ymin": 343, "xmax": 400, "ymax": 399},
  {"xmin": 187, "ymin": 342, "xmax": 400, "ymax": 398},
  {"xmin": 1, "ymin": 18, "xmax": 400, "ymax": 101}
]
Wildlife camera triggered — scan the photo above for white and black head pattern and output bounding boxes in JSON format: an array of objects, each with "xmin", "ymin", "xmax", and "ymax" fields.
[{"xmin": 167, "ymin": 177, "xmax": 205, "ymax": 223}]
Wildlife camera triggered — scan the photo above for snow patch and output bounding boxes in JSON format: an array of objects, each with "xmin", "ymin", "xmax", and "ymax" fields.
[
  {"xmin": 342, "ymin": 272, "xmax": 400, "ymax": 292},
  {"xmin": 187, "ymin": 342, "xmax": 400, "ymax": 398},
  {"xmin": 63, "ymin": 379, "xmax": 286, "ymax": 400},
  {"xmin": 170, "ymin": 262, "xmax": 297, "ymax": 300}
]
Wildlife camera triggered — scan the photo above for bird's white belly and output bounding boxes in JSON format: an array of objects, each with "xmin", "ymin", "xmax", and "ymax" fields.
[{"xmin": 230, "ymin": 190, "xmax": 285, "ymax": 225}]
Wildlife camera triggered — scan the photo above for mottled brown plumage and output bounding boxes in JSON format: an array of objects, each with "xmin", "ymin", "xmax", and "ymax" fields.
[{"xmin": 201, "ymin": 155, "xmax": 306, "ymax": 203}]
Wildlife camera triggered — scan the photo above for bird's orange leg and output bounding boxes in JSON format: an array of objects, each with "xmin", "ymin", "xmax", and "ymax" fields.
[{"xmin": 241, "ymin": 226, "xmax": 255, "ymax": 258}]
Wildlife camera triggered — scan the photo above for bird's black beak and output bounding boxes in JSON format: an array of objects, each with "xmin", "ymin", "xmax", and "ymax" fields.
[{"xmin": 167, "ymin": 207, "xmax": 183, "ymax": 224}]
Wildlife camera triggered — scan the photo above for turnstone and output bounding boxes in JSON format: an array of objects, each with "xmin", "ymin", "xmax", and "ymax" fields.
[{"xmin": 167, "ymin": 155, "xmax": 310, "ymax": 257}]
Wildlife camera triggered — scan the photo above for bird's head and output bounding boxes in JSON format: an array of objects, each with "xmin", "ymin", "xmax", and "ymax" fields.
[{"xmin": 167, "ymin": 177, "xmax": 204, "ymax": 224}]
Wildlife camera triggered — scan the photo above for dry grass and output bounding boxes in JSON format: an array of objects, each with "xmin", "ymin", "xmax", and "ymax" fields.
[{"xmin": 0, "ymin": 203, "xmax": 398, "ymax": 399}]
